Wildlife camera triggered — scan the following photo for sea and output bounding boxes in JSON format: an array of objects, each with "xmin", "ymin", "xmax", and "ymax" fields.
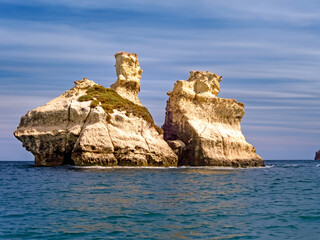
[{"xmin": 1, "ymin": 160, "xmax": 320, "ymax": 239}]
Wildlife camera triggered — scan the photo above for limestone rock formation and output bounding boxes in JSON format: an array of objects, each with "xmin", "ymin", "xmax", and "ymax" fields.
[
  {"xmin": 111, "ymin": 52, "xmax": 143, "ymax": 105},
  {"xmin": 163, "ymin": 71, "xmax": 264, "ymax": 167},
  {"xmin": 315, "ymin": 150, "xmax": 320, "ymax": 160},
  {"xmin": 14, "ymin": 52, "xmax": 177, "ymax": 167}
]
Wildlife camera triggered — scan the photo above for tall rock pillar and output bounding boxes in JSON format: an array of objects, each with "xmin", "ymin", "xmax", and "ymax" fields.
[
  {"xmin": 163, "ymin": 71, "xmax": 264, "ymax": 167},
  {"xmin": 110, "ymin": 51, "xmax": 143, "ymax": 105}
]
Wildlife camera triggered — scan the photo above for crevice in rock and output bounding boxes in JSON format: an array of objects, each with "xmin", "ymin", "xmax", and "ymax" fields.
[
  {"xmin": 63, "ymin": 100, "xmax": 74, "ymax": 165},
  {"xmin": 105, "ymin": 122, "xmax": 116, "ymax": 150},
  {"xmin": 105, "ymin": 120, "xmax": 117, "ymax": 162},
  {"xmin": 63, "ymin": 151, "xmax": 74, "ymax": 165},
  {"xmin": 140, "ymin": 121, "xmax": 151, "ymax": 153},
  {"xmin": 77, "ymin": 107, "xmax": 92, "ymax": 141},
  {"xmin": 199, "ymin": 121, "xmax": 210, "ymax": 137},
  {"xmin": 66, "ymin": 100, "xmax": 72, "ymax": 129},
  {"xmin": 70, "ymin": 107, "xmax": 92, "ymax": 158},
  {"xmin": 221, "ymin": 136, "xmax": 227, "ymax": 157}
]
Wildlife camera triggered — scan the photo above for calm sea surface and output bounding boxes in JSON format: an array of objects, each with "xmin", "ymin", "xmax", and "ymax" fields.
[{"xmin": 1, "ymin": 160, "xmax": 320, "ymax": 239}]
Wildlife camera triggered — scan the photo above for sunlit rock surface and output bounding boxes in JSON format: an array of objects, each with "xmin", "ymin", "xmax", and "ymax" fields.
[
  {"xmin": 163, "ymin": 71, "xmax": 264, "ymax": 167},
  {"xmin": 14, "ymin": 52, "xmax": 177, "ymax": 167},
  {"xmin": 111, "ymin": 52, "xmax": 143, "ymax": 105}
]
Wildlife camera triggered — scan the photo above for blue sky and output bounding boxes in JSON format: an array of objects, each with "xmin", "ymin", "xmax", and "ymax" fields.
[{"xmin": 1, "ymin": 0, "xmax": 320, "ymax": 160}]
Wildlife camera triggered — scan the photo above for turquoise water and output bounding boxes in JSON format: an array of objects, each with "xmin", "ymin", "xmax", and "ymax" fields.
[{"xmin": 1, "ymin": 161, "xmax": 320, "ymax": 239}]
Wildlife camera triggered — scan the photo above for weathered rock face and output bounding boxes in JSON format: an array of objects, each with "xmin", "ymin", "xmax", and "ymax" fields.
[
  {"xmin": 315, "ymin": 150, "xmax": 320, "ymax": 160},
  {"xmin": 163, "ymin": 71, "xmax": 264, "ymax": 167},
  {"xmin": 111, "ymin": 52, "xmax": 143, "ymax": 105},
  {"xmin": 14, "ymin": 78, "xmax": 95, "ymax": 166},
  {"xmin": 14, "ymin": 52, "xmax": 177, "ymax": 167}
]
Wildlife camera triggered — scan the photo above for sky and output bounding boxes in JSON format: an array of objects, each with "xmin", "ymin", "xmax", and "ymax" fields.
[{"xmin": 1, "ymin": 0, "xmax": 320, "ymax": 160}]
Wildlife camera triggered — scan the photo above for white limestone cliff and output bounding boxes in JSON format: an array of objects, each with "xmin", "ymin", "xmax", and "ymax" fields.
[
  {"xmin": 14, "ymin": 52, "xmax": 177, "ymax": 167},
  {"xmin": 163, "ymin": 71, "xmax": 264, "ymax": 167},
  {"xmin": 14, "ymin": 52, "xmax": 263, "ymax": 168}
]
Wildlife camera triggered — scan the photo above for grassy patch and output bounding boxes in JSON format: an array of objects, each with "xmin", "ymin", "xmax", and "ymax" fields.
[{"xmin": 78, "ymin": 85, "xmax": 163, "ymax": 135}]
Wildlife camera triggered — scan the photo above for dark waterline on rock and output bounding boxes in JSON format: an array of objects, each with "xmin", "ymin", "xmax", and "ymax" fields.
[{"xmin": 1, "ymin": 160, "xmax": 320, "ymax": 239}]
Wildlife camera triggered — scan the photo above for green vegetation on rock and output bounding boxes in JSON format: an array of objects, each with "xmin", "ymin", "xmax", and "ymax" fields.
[{"xmin": 78, "ymin": 85, "xmax": 163, "ymax": 134}]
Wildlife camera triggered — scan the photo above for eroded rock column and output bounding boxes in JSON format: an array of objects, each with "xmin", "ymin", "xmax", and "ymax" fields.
[
  {"xmin": 163, "ymin": 71, "xmax": 264, "ymax": 167},
  {"xmin": 110, "ymin": 51, "xmax": 143, "ymax": 105}
]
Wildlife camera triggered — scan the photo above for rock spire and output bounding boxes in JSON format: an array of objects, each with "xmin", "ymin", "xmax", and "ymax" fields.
[{"xmin": 110, "ymin": 51, "xmax": 143, "ymax": 105}]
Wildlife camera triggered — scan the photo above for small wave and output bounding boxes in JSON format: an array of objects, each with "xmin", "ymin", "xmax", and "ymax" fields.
[
  {"xmin": 316, "ymin": 164, "xmax": 320, "ymax": 167},
  {"xmin": 70, "ymin": 165, "xmax": 272, "ymax": 170},
  {"xmin": 71, "ymin": 166, "xmax": 178, "ymax": 169},
  {"xmin": 283, "ymin": 164, "xmax": 299, "ymax": 168},
  {"xmin": 180, "ymin": 165, "xmax": 274, "ymax": 170},
  {"xmin": 73, "ymin": 165, "xmax": 255, "ymax": 170},
  {"xmin": 264, "ymin": 165, "xmax": 274, "ymax": 168},
  {"xmin": 180, "ymin": 166, "xmax": 241, "ymax": 170}
]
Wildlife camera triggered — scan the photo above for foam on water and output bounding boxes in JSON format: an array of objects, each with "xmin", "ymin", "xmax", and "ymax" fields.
[
  {"xmin": 71, "ymin": 165, "xmax": 272, "ymax": 170},
  {"xmin": 264, "ymin": 164, "xmax": 275, "ymax": 168}
]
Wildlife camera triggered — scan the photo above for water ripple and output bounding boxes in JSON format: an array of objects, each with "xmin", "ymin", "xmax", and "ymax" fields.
[{"xmin": 1, "ymin": 160, "xmax": 320, "ymax": 239}]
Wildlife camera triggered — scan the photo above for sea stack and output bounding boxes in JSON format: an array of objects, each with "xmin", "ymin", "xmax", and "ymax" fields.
[
  {"xmin": 111, "ymin": 52, "xmax": 143, "ymax": 105},
  {"xmin": 162, "ymin": 71, "xmax": 264, "ymax": 167},
  {"xmin": 14, "ymin": 52, "xmax": 177, "ymax": 167},
  {"xmin": 315, "ymin": 150, "xmax": 320, "ymax": 160}
]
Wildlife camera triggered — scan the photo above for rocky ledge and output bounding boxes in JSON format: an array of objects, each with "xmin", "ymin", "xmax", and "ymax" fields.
[
  {"xmin": 162, "ymin": 71, "xmax": 264, "ymax": 167},
  {"xmin": 14, "ymin": 52, "xmax": 177, "ymax": 167},
  {"xmin": 315, "ymin": 150, "xmax": 320, "ymax": 160}
]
